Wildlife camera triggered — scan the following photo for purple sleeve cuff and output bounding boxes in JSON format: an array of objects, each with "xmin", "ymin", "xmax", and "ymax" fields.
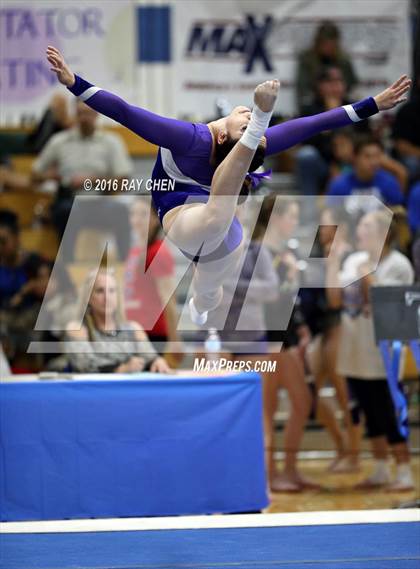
[
  {"xmin": 353, "ymin": 96, "xmax": 379, "ymax": 119},
  {"xmin": 67, "ymin": 74, "xmax": 94, "ymax": 97}
]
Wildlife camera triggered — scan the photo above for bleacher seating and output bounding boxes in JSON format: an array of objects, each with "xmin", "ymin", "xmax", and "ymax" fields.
[
  {"xmin": 0, "ymin": 191, "xmax": 53, "ymax": 228},
  {"xmin": 20, "ymin": 227, "xmax": 58, "ymax": 260},
  {"xmin": 0, "ymin": 124, "xmax": 158, "ymax": 262},
  {"xmin": 1, "ymin": 125, "xmax": 158, "ymax": 159}
]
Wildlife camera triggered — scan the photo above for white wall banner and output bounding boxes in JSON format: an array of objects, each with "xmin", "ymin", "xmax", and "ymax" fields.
[
  {"xmin": 0, "ymin": 0, "xmax": 412, "ymax": 125},
  {"xmin": 0, "ymin": 1, "xmax": 135, "ymax": 125},
  {"xmin": 170, "ymin": 0, "xmax": 412, "ymax": 119}
]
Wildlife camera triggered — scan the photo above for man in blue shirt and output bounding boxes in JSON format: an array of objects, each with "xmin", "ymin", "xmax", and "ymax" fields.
[
  {"xmin": 407, "ymin": 181, "xmax": 420, "ymax": 234},
  {"xmin": 0, "ymin": 210, "xmax": 42, "ymax": 310},
  {"xmin": 327, "ymin": 136, "xmax": 405, "ymax": 214},
  {"xmin": 408, "ymin": 182, "xmax": 420, "ymax": 281}
]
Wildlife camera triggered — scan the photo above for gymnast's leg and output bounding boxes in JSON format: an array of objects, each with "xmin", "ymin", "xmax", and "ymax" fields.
[
  {"xmin": 164, "ymin": 80, "xmax": 279, "ymax": 253},
  {"xmin": 163, "ymin": 81, "xmax": 279, "ymax": 320}
]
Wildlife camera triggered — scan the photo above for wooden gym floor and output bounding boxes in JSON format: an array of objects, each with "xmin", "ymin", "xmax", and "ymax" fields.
[{"xmin": 268, "ymin": 427, "xmax": 420, "ymax": 512}]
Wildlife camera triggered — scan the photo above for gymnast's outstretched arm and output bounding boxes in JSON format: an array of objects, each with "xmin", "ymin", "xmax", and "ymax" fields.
[
  {"xmin": 264, "ymin": 75, "xmax": 412, "ymax": 156},
  {"xmin": 46, "ymin": 45, "xmax": 195, "ymax": 155}
]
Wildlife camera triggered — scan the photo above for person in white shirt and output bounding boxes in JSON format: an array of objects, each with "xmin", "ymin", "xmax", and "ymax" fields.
[
  {"xmin": 326, "ymin": 210, "xmax": 415, "ymax": 491},
  {"xmin": 32, "ymin": 101, "xmax": 133, "ymax": 261}
]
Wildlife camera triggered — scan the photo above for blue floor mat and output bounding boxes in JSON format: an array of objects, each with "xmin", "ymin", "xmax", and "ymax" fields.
[{"xmin": 1, "ymin": 523, "xmax": 419, "ymax": 569}]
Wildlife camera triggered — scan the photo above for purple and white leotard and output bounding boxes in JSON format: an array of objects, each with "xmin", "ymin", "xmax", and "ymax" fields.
[{"xmin": 68, "ymin": 75, "xmax": 378, "ymax": 261}]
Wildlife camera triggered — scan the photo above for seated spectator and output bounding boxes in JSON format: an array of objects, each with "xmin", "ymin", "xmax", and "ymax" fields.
[
  {"xmin": 296, "ymin": 20, "xmax": 358, "ymax": 112},
  {"xmin": 124, "ymin": 199, "xmax": 183, "ymax": 364},
  {"xmin": 32, "ymin": 261, "xmax": 78, "ymax": 370},
  {"xmin": 32, "ymin": 100, "xmax": 133, "ymax": 261},
  {"xmin": 330, "ymin": 128, "xmax": 355, "ymax": 178},
  {"xmin": 6, "ymin": 257, "xmax": 54, "ymax": 370},
  {"xmin": 408, "ymin": 182, "xmax": 420, "ymax": 280},
  {"xmin": 65, "ymin": 268, "xmax": 170, "ymax": 374},
  {"xmin": 295, "ymin": 66, "xmax": 369, "ymax": 199},
  {"xmin": 0, "ymin": 94, "xmax": 72, "ymax": 193},
  {"xmin": 0, "ymin": 93, "xmax": 72, "ymax": 159},
  {"xmin": 26, "ymin": 93, "xmax": 73, "ymax": 153},
  {"xmin": 326, "ymin": 210, "xmax": 415, "ymax": 491},
  {"xmin": 413, "ymin": 231, "xmax": 420, "ymax": 282},
  {"xmin": 327, "ymin": 136, "xmax": 405, "ymax": 216},
  {"xmin": 0, "ymin": 211, "xmax": 52, "ymax": 370},
  {"xmin": 8, "ymin": 258, "xmax": 52, "ymax": 310},
  {"xmin": 330, "ymin": 131, "xmax": 409, "ymax": 190},
  {"xmin": 392, "ymin": 73, "xmax": 420, "ymax": 184},
  {"xmin": 0, "ymin": 209, "xmax": 44, "ymax": 310},
  {"xmin": 37, "ymin": 260, "xmax": 77, "ymax": 336},
  {"xmin": 21, "ymin": 261, "xmax": 77, "ymax": 371},
  {"xmin": 407, "ymin": 181, "xmax": 420, "ymax": 235}
]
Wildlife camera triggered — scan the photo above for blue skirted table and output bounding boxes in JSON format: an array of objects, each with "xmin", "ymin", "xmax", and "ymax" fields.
[{"xmin": 0, "ymin": 372, "xmax": 268, "ymax": 521}]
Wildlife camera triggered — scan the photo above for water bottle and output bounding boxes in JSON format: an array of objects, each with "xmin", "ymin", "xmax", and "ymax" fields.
[{"xmin": 204, "ymin": 328, "xmax": 221, "ymax": 362}]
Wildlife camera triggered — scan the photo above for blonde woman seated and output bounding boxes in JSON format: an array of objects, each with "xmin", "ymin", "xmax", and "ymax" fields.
[{"xmin": 65, "ymin": 268, "xmax": 170, "ymax": 374}]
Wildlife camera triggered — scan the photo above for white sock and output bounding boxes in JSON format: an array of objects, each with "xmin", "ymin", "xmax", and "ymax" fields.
[
  {"xmin": 370, "ymin": 459, "xmax": 391, "ymax": 484},
  {"xmin": 189, "ymin": 297, "xmax": 208, "ymax": 326},
  {"xmin": 394, "ymin": 463, "xmax": 413, "ymax": 486},
  {"xmin": 240, "ymin": 106, "xmax": 273, "ymax": 150}
]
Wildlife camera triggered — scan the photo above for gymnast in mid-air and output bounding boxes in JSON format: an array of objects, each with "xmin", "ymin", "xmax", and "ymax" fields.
[{"xmin": 46, "ymin": 45, "xmax": 411, "ymax": 325}]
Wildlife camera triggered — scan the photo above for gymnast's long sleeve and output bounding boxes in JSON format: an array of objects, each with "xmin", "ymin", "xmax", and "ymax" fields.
[
  {"xmin": 68, "ymin": 75, "xmax": 196, "ymax": 155},
  {"xmin": 264, "ymin": 98, "xmax": 379, "ymax": 156}
]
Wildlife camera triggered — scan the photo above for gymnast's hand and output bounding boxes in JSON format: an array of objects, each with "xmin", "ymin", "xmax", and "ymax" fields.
[
  {"xmin": 374, "ymin": 75, "xmax": 412, "ymax": 111},
  {"xmin": 46, "ymin": 45, "xmax": 75, "ymax": 88},
  {"xmin": 254, "ymin": 80, "xmax": 280, "ymax": 112}
]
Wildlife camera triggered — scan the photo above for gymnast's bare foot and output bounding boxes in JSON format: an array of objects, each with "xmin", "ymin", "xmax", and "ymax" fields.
[{"xmin": 253, "ymin": 79, "xmax": 280, "ymax": 113}]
